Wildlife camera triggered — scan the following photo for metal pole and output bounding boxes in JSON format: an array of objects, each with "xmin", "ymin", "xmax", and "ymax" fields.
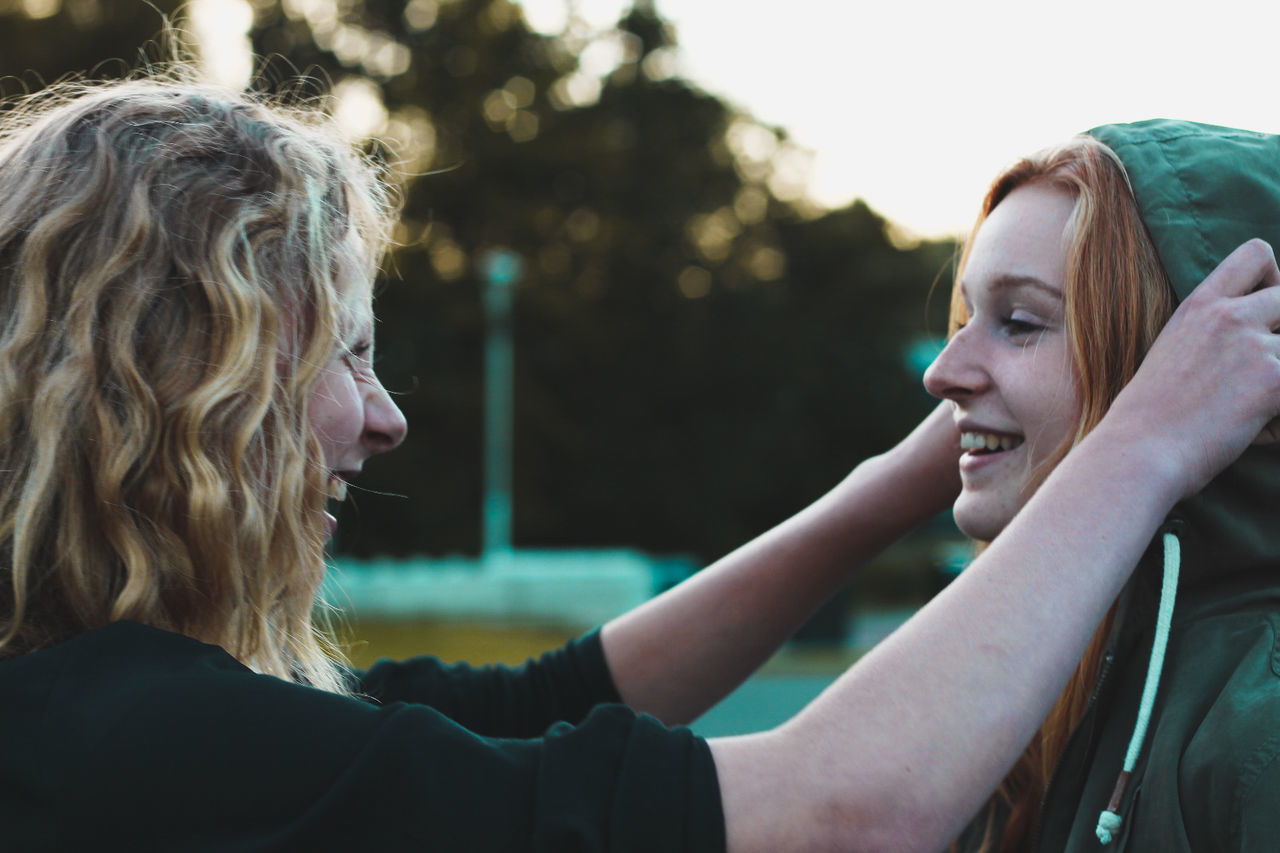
[{"xmin": 480, "ymin": 248, "xmax": 522, "ymax": 568}]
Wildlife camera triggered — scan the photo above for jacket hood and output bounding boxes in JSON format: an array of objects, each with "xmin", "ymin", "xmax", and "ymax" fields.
[
  {"xmin": 1060, "ymin": 121, "xmax": 1280, "ymax": 848},
  {"xmin": 1088, "ymin": 119, "xmax": 1280, "ymax": 595}
]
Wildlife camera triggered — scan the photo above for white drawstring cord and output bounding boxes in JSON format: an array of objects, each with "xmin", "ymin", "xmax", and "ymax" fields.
[{"xmin": 1096, "ymin": 530, "xmax": 1181, "ymax": 844}]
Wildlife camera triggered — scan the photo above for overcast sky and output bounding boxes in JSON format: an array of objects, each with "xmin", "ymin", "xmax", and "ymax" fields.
[
  {"xmin": 196, "ymin": 0, "xmax": 1280, "ymax": 239},
  {"xmin": 524, "ymin": 0, "xmax": 1280, "ymax": 238}
]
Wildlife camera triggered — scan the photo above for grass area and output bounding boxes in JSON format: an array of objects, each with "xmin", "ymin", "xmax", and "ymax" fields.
[
  {"xmin": 333, "ymin": 615, "xmax": 864, "ymax": 677},
  {"xmin": 334, "ymin": 616, "xmax": 583, "ymax": 670}
]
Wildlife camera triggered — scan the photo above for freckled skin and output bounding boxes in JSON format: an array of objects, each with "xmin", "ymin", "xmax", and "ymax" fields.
[{"xmin": 923, "ymin": 185, "xmax": 1082, "ymax": 542}]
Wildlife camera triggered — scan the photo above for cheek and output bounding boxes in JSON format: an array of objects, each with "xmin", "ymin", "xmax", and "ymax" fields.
[
  {"xmin": 1017, "ymin": 364, "xmax": 1082, "ymax": 464},
  {"xmin": 1029, "ymin": 388, "xmax": 1077, "ymax": 437},
  {"xmin": 308, "ymin": 370, "xmax": 363, "ymax": 453},
  {"xmin": 1008, "ymin": 343, "xmax": 1080, "ymax": 450}
]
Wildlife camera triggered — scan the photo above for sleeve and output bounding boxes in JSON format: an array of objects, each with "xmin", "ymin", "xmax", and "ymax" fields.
[
  {"xmin": 352, "ymin": 628, "xmax": 622, "ymax": 737},
  {"xmin": 74, "ymin": 659, "xmax": 725, "ymax": 853}
]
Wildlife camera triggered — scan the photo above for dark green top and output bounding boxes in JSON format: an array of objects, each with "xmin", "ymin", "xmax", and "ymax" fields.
[{"xmin": 0, "ymin": 620, "xmax": 725, "ymax": 851}]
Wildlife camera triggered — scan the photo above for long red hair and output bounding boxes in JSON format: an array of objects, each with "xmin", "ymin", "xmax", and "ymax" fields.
[{"xmin": 949, "ymin": 137, "xmax": 1174, "ymax": 851}]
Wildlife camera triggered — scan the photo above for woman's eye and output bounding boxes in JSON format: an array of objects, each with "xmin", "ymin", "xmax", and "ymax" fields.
[
  {"xmin": 1001, "ymin": 316, "xmax": 1043, "ymax": 336},
  {"xmin": 344, "ymin": 341, "xmax": 373, "ymax": 365}
]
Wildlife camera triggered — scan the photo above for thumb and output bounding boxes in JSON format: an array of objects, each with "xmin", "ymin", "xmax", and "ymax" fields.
[{"xmin": 1252, "ymin": 416, "xmax": 1280, "ymax": 445}]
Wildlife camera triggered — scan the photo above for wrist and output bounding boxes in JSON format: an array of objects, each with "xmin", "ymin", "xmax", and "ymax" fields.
[
  {"xmin": 1068, "ymin": 420, "xmax": 1185, "ymax": 514},
  {"xmin": 830, "ymin": 443, "xmax": 958, "ymax": 543},
  {"xmin": 873, "ymin": 409, "xmax": 962, "ymax": 517}
]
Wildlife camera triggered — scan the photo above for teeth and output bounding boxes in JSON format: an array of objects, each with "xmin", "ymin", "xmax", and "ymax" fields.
[
  {"xmin": 960, "ymin": 432, "xmax": 1023, "ymax": 453},
  {"xmin": 326, "ymin": 477, "xmax": 348, "ymax": 501}
]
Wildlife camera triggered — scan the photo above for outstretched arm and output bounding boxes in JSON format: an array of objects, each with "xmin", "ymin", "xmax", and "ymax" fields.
[
  {"xmin": 711, "ymin": 239, "xmax": 1280, "ymax": 852},
  {"xmin": 600, "ymin": 401, "xmax": 960, "ymax": 725}
]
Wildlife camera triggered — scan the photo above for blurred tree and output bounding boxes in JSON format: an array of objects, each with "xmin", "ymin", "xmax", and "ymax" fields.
[
  {"xmin": 0, "ymin": 0, "xmax": 958, "ymax": 569},
  {"xmin": 246, "ymin": 0, "xmax": 956, "ymax": 562}
]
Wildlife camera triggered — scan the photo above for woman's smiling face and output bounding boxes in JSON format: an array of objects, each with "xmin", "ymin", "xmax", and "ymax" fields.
[
  {"xmin": 308, "ymin": 276, "xmax": 408, "ymax": 541},
  {"xmin": 923, "ymin": 183, "xmax": 1082, "ymax": 541}
]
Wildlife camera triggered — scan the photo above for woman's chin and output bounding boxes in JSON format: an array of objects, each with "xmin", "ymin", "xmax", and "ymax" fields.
[{"xmin": 952, "ymin": 498, "xmax": 1012, "ymax": 544}]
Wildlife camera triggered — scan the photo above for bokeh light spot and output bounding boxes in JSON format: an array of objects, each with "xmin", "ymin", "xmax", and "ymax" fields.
[{"xmin": 677, "ymin": 265, "xmax": 712, "ymax": 299}]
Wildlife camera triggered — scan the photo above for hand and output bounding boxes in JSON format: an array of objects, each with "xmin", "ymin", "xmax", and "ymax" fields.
[
  {"xmin": 873, "ymin": 401, "xmax": 962, "ymax": 517},
  {"xmin": 1099, "ymin": 239, "xmax": 1280, "ymax": 499}
]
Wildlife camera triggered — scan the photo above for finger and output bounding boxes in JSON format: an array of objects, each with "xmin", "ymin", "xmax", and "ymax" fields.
[
  {"xmin": 1251, "ymin": 414, "xmax": 1280, "ymax": 445},
  {"xmin": 1193, "ymin": 239, "xmax": 1280, "ymax": 300},
  {"xmin": 1233, "ymin": 276, "xmax": 1280, "ymax": 331}
]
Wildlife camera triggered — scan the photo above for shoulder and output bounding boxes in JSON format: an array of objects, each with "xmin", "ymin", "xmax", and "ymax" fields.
[
  {"xmin": 15, "ymin": 619, "xmax": 359, "ymax": 718},
  {"xmin": 0, "ymin": 620, "xmax": 266, "ymax": 728},
  {"xmin": 1, "ymin": 620, "xmax": 391, "ymax": 777},
  {"xmin": 1, "ymin": 621, "xmax": 535, "ymax": 847}
]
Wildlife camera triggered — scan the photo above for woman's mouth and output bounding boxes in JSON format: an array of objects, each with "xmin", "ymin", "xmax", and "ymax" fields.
[
  {"xmin": 323, "ymin": 474, "xmax": 350, "ymax": 541},
  {"xmin": 326, "ymin": 476, "xmax": 350, "ymax": 502},
  {"xmin": 960, "ymin": 431, "xmax": 1024, "ymax": 455}
]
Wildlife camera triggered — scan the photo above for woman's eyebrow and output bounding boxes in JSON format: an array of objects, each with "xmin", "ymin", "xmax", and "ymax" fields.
[
  {"xmin": 987, "ymin": 273, "xmax": 1063, "ymax": 298},
  {"xmin": 958, "ymin": 273, "xmax": 1064, "ymax": 304}
]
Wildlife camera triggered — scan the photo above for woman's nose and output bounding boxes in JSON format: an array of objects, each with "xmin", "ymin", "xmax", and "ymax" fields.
[
  {"xmin": 922, "ymin": 326, "xmax": 989, "ymax": 401},
  {"xmin": 364, "ymin": 379, "xmax": 408, "ymax": 453}
]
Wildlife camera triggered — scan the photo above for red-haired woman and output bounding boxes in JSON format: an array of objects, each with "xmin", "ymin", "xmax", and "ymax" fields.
[{"xmin": 931, "ymin": 123, "xmax": 1280, "ymax": 852}]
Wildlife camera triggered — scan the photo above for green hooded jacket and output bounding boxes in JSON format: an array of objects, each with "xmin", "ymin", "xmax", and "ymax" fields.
[{"xmin": 969, "ymin": 120, "xmax": 1280, "ymax": 852}]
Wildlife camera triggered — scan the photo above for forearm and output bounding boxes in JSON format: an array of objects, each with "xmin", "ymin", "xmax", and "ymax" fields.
[
  {"xmin": 711, "ymin": 428, "xmax": 1180, "ymax": 852},
  {"xmin": 709, "ymin": 239, "xmax": 1280, "ymax": 851},
  {"xmin": 601, "ymin": 404, "xmax": 959, "ymax": 725}
]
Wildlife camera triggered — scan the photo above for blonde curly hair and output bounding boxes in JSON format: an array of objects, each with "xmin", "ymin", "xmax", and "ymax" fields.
[{"xmin": 0, "ymin": 75, "xmax": 395, "ymax": 693}]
